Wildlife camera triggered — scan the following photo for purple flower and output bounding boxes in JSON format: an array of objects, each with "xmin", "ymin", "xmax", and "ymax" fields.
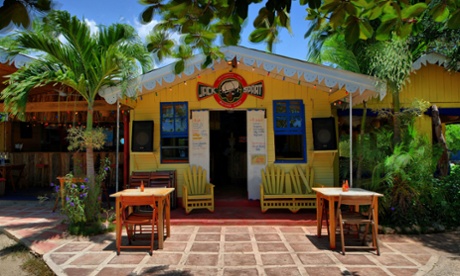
[
  {"xmin": 66, "ymin": 196, "xmax": 70, "ymax": 202},
  {"xmin": 71, "ymin": 183, "xmax": 77, "ymax": 188},
  {"xmin": 81, "ymin": 193, "xmax": 87, "ymax": 198},
  {"xmin": 84, "ymin": 178, "xmax": 89, "ymax": 182},
  {"xmin": 390, "ymin": 207, "xmax": 395, "ymax": 211},
  {"xmin": 80, "ymin": 184, "xmax": 86, "ymax": 189},
  {"xmin": 69, "ymin": 202, "xmax": 75, "ymax": 207},
  {"xmin": 50, "ymin": 182, "xmax": 55, "ymax": 187},
  {"xmin": 104, "ymin": 167, "xmax": 109, "ymax": 171},
  {"xmin": 54, "ymin": 186, "xmax": 60, "ymax": 192}
]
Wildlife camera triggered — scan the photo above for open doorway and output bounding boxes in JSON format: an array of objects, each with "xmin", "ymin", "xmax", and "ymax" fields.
[{"xmin": 210, "ymin": 110, "xmax": 247, "ymax": 200}]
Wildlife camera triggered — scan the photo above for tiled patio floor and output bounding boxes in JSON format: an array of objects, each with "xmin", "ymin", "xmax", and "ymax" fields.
[{"xmin": 0, "ymin": 199, "xmax": 458, "ymax": 276}]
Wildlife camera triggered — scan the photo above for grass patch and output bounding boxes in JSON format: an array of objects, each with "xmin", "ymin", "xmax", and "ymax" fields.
[
  {"xmin": 0, "ymin": 241, "xmax": 54, "ymax": 276},
  {"xmin": 22, "ymin": 255, "xmax": 55, "ymax": 276}
]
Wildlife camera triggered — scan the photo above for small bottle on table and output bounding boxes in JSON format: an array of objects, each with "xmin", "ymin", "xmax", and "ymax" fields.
[{"xmin": 342, "ymin": 180, "xmax": 349, "ymax": 192}]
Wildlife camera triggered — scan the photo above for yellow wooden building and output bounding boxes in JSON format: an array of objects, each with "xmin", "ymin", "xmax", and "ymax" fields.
[
  {"xmin": 340, "ymin": 53, "xmax": 460, "ymax": 143},
  {"xmin": 3, "ymin": 47, "xmax": 457, "ymax": 205},
  {"xmin": 100, "ymin": 46, "xmax": 386, "ymax": 201}
]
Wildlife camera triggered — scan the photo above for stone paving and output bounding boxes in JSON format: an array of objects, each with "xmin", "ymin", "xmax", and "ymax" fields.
[{"xmin": 0, "ymin": 199, "xmax": 458, "ymax": 276}]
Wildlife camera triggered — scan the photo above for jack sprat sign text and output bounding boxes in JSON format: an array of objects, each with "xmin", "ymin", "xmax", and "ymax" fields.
[{"xmin": 197, "ymin": 73, "xmax": 264, "ymax": 108}]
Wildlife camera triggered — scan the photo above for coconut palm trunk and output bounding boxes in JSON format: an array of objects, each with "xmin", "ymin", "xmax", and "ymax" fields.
[{"xmin": 86, "ymin": 107, "xmax": 95, "ymax": 182}]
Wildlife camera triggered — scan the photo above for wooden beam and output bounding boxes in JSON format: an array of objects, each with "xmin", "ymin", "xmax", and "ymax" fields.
[
  {"xmin": 0, "ymin": 100, "xmax": 117, "ymax": 112},
  {"xmin": 328, "ymin": 89, "xmax": 349, "ymax": 103}
]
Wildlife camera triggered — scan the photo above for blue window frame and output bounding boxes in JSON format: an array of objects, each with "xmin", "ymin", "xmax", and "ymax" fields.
[
  {"xmin": 273, "ymin": 100, "xmax": 306, "ymax": 163},
  {"xmin": 160, "ymin": 102, "xmax": 188, "ymax": 163}
]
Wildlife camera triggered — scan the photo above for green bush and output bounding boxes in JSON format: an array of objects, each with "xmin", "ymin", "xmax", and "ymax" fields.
[
  {"xmin": 370, "ymin": 125, "xmax": 443, "ymax": 231},
  {"xmin": 424, "ymin": 164, "xmax": 460, "ymax": 229}
]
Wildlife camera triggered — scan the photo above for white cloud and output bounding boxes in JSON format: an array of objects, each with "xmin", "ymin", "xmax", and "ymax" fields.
[
  {"xmin": 133, "ymin": 20, "xmax": 157, "ymax": 42},
  {"xmin": 84, "ymin": 19, "xmax": 99, "ymax": 35}
]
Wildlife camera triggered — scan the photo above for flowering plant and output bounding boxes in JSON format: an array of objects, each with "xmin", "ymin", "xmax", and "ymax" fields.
[
  {"xmin": 50, "ymin": 157, "xmax": 111, "ymax": 235},
  {"xmin": 57, "ymin": 174, "xmax": 89, "ymax": 225}
]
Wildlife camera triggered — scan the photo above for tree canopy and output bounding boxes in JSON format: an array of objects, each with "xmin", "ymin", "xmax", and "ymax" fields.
[
  {"xmin": 0, "ymin": 0, "xmax": 54, "ymax": 33},
  {"xmin": 140, "ymin": 0, "xmax": 460, "ymax": 73}
]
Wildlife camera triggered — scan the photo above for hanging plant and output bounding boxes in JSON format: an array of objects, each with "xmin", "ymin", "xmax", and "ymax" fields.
[{"xmin": 66, "ymin": 127, "xmax": 106, "ymax": 152}]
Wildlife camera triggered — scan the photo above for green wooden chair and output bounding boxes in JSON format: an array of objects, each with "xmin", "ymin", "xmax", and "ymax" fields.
[
  {"xmin": 260, "ymin": 164, "xmax": 317, "ymax": 213},
  {"xmin": 182, "ymin": 165, "xmax": 215, "ymax": 214}
]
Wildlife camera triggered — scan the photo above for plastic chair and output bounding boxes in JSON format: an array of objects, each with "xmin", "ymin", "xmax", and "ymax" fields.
[
  {"xmin": 116, "ymin": 195, "xmax": 158, "ymax": 255},
  {"xmin": 336, "ymin": 194, "xmax": 380, "ymax": 255},
  {"xmin": 182, "ymin": 165, "xmax": 215, "ymax": 214}
]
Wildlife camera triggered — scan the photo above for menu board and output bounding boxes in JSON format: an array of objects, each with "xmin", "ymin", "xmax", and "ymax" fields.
[
  {"xmin": 189, "ymin": 110, "xmax": 210, "ymax": 180},
  {"xmin": 247, "ymin": 109, "xmax": 267, "ymax": 200}
]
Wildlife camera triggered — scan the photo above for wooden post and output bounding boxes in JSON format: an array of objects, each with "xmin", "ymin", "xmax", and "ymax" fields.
[{"xmin": 123, "ymin": 111, "xmax": 130, "ymax": 190}]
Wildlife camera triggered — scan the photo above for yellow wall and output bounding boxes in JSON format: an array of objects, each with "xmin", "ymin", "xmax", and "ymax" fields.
[
  {"xmin": 130, "ymin": 68, "xmax": 339, "ymax": 196},
  {"xmin": 362, "ymin": 63, "xmax": 460, "ymax": 142},
  {"xmin": 368, "ymin": 64, "xmax": 460, "ymax": 109}
]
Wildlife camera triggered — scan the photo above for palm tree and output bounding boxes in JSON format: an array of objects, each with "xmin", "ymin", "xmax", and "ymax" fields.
[{"xmin": 1, "ymin": 10, "xmax": 153, "ymax": 223}]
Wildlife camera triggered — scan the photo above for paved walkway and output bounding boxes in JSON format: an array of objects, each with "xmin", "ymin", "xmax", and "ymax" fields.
[{"xmin": 0, "ymin": 200, "xmax": 459, "ymax": 276}]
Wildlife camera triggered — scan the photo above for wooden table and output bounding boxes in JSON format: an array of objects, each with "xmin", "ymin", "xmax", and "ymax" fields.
[
  {"xmin": 110, "ymin": 187, "xmax": 175, "ymax": 249},
  {"xmin": 312, "ymin": 187, "xmax": 383, "ymax": 249}
]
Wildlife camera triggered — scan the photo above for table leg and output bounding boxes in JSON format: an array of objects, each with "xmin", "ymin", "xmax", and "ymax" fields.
[
  {"xmin": 115, "ymin": 198, "xmax": 121, "ymax": 253},
  {"xmin": 372, "ymin": 197, "xmax": 379, "ymax": 247},
  {"xmin": 165, "ymin": 194, "xmax": 171, "ymax": 238},
  {"xmin": 59, "ymin": 179, "xmax": 65, "ymax": 210},
  {"xmin": 316, "ymin": 194, "xmax": 322, "ymax": 237},
  {"xmin": 157, "ymin": 197, "xmax": 165, "ymax": 249},
  {"xmin": 328, "ymin": 198, "xmax": 336, "ymax": 249}
]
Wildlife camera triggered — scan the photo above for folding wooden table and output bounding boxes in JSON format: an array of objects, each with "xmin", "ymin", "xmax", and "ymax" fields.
[
  {"xmin": 110, "ymin": 187, "xmax": 175, "ymax": 249},
  {"xmin": 312, "ymin": 187, "xmax": 383, "ymax": 249}
]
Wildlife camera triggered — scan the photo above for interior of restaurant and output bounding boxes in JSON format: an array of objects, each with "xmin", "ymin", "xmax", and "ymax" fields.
[
  {"xmin": 209, "ymin": 110, "xmax": 247, "ymax": 200},
  {"xmin": 0, "ymin": 90, "xmax": 125, "ymax": 200}
]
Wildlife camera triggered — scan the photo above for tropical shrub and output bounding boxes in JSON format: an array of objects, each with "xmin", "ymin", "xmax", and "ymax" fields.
[
  {"xmin": 369, "ymin": 124, "xmax": 441, "ymax": 230},
  {"xmin": 424, "ymin": 164, "xmax": 460, "ymax": 229}
]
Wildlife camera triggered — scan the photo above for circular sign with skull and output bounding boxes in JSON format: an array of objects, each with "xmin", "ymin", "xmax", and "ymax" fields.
[{"xmin": 213, "ymin": 73, "xmax": 248, "ymax": 108}]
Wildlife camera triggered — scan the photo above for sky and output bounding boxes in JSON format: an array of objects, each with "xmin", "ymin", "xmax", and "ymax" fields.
[{"xmin": 54, "ymin": 0, "xmax": 311, "ymax": 65}]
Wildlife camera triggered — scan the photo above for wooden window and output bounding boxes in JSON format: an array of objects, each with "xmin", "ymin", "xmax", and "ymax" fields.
[
  {"xmin": 273, "ymin": 100, "xmax": 306, "ymax": 163},
  {"xmin": 160, "ymin": 102, "xmax": 188, "ymax": 163}
]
